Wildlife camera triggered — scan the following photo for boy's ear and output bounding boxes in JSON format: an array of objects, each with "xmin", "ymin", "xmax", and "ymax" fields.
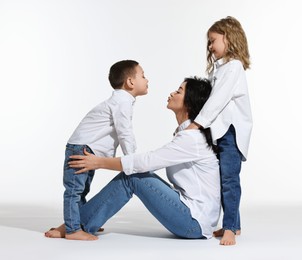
[{"xmin": 126, "ymin": 77, "xmax": 134, "ymax": 89}]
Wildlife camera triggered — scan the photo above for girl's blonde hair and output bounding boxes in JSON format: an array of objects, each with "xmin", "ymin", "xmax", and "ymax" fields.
[{"xmin": 206, "ymin": 16, "xmax": 250, "ymax": 74}]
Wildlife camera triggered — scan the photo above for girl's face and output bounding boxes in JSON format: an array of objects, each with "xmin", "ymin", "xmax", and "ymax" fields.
[
  {"xmin": 167, "ymin": 82, "xmax": 186, "ymax": 114},
  {"xmin": 208, "ymin": 31, "xmax": 227, "ymax": 60}
]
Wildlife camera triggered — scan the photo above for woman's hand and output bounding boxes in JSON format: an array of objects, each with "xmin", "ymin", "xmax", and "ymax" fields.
[{"xmin": 68, "ymin": 148, "xmax": 100, "ymax": 174}]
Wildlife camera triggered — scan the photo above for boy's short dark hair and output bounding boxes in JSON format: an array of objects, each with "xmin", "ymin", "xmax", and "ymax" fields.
[{"xmin": 108, "ymin": 60, "xmax": 139, "ymax": 89}]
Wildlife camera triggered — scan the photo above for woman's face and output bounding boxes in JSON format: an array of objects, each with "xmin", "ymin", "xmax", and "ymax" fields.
[{"xmin": 167, "ymin": 81, "xmax": 186, "ymax": 114}]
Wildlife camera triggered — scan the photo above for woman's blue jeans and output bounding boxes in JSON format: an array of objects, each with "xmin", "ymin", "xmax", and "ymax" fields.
[
  {"xmin": 63, "ymin": 144, "xmax": 95, "ymax": 234},
  {"xmin": 217, "ymin": 125, "xmax": 242, "ymax": 232},
  {"xmin": 80, "ymin": 171, "xmax": 204, "ymax": 239}
]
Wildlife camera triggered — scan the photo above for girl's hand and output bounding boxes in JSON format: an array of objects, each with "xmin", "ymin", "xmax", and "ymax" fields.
[{"xmin": 68, "ymin": 148, "xmax": 100, "ymax": 174}]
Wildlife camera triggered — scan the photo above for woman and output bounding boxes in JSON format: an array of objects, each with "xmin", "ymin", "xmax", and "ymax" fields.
[{"xmin": 46, "ymin": 76, "xmax": 221, "ymax": 240}]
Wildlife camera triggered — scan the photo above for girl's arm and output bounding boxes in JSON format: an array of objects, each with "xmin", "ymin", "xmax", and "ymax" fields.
[
  {"xmin": 68, "ymin": 149, "xmax": 122, "ymax": 174},
  {"xmin": 195, "ymin": 60, "xmax": 243, "ymax": 128}
]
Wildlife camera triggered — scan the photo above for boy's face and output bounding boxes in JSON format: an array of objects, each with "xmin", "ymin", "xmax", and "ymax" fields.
[{"xmin": 130, "ymin": 65, "xmax": 149, "ymax": 97}]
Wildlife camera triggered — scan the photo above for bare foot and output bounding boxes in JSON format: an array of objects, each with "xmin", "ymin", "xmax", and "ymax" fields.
[
  {"xmin": 65, "ymin": 230, "xmax": 98, "ymax": 241},
  {"xmin": 219, "ymin": 230, "xmax": 236, "ymax": 246},
  {"xmin": 45, "ymin": 224, "xmax": 65, "ymax": 238}
]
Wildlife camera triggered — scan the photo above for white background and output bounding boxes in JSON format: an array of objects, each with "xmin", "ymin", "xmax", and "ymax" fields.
[{"xmin": 0, "ymin": 0, "xmax": 301, "ymax": 208}]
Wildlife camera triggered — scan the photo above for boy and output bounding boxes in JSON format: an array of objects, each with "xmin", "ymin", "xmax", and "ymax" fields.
[{"xmin": 46, "ymin": 60, "xmax": 148, "ymax": 240}]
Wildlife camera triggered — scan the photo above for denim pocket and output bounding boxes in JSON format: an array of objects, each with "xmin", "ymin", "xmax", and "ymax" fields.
[{"xmin": 63, "ymin": 144, "xmax": 86, "ymax": 170}]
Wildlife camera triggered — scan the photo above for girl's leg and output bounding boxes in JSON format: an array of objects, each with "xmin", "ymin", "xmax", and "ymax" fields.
[
  {"xmin": 217, "ymin": 125, "xmax": 242, "ymax": 244},
  {"xmin": 80, "ymin": 172, "xmax": 203, "ymax": 239}
]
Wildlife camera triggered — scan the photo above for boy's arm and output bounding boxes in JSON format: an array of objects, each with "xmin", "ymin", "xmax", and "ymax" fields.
[{"xmin": 113, "ymin": 101, "xmax": 137, "ymax": 155}]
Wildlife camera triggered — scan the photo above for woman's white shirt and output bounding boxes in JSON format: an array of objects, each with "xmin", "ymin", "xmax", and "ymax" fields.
[{"xmin": 121, "ymin": 120, "xmax": 221, "ymax": 238}]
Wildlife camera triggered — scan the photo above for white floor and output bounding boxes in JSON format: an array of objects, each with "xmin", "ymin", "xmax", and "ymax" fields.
[{"xmin": 0, "ymin": 202, "xmax": 301, "ymax": 260}]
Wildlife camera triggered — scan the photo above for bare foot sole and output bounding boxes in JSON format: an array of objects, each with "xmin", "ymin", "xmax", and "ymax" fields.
[
  {"xmin": 44, "ymin": 224, "xmax": 66, "ymax": 238},
  {"xmin": 65, "ymin": 230, "xmax": 98, "ymax": 241}
]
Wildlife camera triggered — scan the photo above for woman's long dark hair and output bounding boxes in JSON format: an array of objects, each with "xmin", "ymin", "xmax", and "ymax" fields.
[{"xmin": 183, "ymin": 76, "xmax": 218, "ymax": 153}]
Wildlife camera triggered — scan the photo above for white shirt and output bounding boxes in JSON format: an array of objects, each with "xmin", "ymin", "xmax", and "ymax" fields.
[
  {"xmin": 68, "ymin": 89, "xmax": 136, "ymax": 157},
  {"xmin": 121, "ymin": 120, "xmax": 221, "ymax": 239},
  {"xmin": 194, "ymin": 59, "xmax": 253, "ymax": 161}
]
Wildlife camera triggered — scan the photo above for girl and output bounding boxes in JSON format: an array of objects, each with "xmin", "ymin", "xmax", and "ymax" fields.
[{"xmin": 188, "ymin": 16, "xmax": 253, "ymax": 245}]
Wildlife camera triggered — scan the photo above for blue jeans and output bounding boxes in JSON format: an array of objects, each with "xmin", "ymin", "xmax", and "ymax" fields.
[
  {"xmin": 217, "ymin": 125, "xmax": 242, "ymax": 232},
  {"xmin": 80, "ymin": 172, "xmax": 204, "ymax": 239},
  {"xmin": 63, "ymin": 144, "xmax": 95, "ymax": 234}
]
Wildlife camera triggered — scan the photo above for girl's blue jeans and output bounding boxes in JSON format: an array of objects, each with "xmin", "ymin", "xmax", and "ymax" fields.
[
  {"xmin": 79, "ymin": 171, "xmax": 204, "ymax": 239},
  {"xmin": 217, "ymin": 125, "xmax": 242, "ymax": 232},
  {"xmin": 63, "ymin": 144, "xmax": 95, "ymax": 234}
]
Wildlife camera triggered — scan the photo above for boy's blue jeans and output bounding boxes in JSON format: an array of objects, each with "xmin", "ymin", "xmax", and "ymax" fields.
[
  {"xmin": 63, "ymin": 143, "xmax": 95, "ymax": 234},
  {"xmin": 217, "ymin": 125, "xmax": 242, "ymax": 233},
  {"xmin": 80, "ymin": 171, "xmax": 204, "ymax": 239}
]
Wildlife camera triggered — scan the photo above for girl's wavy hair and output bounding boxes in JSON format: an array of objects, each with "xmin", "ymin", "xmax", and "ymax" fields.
[
  {"xmin": 183, "ymin": 76, "xmax": 218, "ymax": 153},
  {"xmin": 206, "ymin": 16, "xmax": 250, "ymax": 74}
]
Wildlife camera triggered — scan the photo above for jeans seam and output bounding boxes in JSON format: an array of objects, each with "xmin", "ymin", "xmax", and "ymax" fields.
[
  {"xmin": 140, "ymin": 178, "xmax": 187, "ymax": 215},
  {"xmin": 83, "ymin": 181, "xmax": 124, "ymax": 232}
]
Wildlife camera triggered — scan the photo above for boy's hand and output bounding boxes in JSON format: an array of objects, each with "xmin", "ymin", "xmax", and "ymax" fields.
[{"xmin": 68, "ymin": 148, "xmax": 98, "ymax": 174}]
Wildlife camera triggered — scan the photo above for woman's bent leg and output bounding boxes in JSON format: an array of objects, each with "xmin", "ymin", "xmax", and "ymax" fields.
[
  {"xmin": 80, "ymin": 172, "xmax": 203, "ymax": 238},
  {"xmin": 80, "ymin": 172, "xmax": 133, "ymax": 233},
  {"xmin": 127, "ymin": 172, "xmax": 203, "ymax": 238}
]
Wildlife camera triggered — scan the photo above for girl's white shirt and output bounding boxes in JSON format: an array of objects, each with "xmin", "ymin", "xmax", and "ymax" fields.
[
  {"xmin": 121, "ymin": 119, "xmax": 221, "ymax": 239},
  {"xmin": 195, "ymin": 59, "xmax": 253, "ymax": 161}
]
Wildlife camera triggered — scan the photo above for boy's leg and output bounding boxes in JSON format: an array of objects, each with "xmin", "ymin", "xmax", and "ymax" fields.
[
  {"xmin": 79, "ymin": 145, "xmax": 95, "ymax": 206},
  {"xmin": 217, "ymin": 125, "xmax": 242, "ymax": 245},
  {"xmin": 81, "ymin": 172, "xmax": 203, "ymax": 239},
  {"xmin": 63, "ymin": 144, "xmax": 97, "ymax": 240}
]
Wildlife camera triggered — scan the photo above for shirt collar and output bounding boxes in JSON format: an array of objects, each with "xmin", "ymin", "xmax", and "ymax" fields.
[
  {"xmin": 173, "ymin": 119, "xmax": 191, "ymax": 136},
  {"xmin": 214, "ymin": 58, "xmax": 226, "ymax": 69},
  {"xmin": 113, "ymin": 89, "xmax": 136, "ymax": 105}
]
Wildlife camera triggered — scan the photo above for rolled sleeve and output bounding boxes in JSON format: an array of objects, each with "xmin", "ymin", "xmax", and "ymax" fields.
[{"xmin": 121, "ymin": 154, "xmax": 134, "ymax": 175}]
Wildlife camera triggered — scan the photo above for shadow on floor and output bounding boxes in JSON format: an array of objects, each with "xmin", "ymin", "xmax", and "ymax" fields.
[{"xmin": 0, "ymin": 203, "xmax": 175, "ymax": 239}]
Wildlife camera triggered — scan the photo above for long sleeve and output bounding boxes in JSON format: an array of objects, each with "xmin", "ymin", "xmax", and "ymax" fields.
[
  {"xmin": 194, "ymin": 60, "xmax": 243, "ymax": 128},
  {"xmin": 113, "ymin": 100, "xmax": 137, "ymax": 155},
  {"xmin": 121, "ymin": 130, "xmax": 214, "ymax": 175}
]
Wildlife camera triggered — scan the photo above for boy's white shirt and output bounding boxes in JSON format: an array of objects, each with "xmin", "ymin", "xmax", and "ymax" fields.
[
  {"xmin": 68, "ymin": 89, "xmax": 136, "ymax": 156},
  {"xmin": 194, "ymin": 59, "xmax": 253, "ymax": 161}
]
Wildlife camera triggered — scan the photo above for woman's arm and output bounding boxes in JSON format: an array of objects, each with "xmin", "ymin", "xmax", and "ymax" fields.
[{"xmin": 68, "ymin": 149, "xmax": 122, "ymax": 174}]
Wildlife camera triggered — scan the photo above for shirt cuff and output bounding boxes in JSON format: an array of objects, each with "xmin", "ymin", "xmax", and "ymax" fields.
[
  {"xmin": 194, "ymin": 114, "xmax": 211, "ymax": 129},
  {"xmin": 121, "ymin": 154, "xmax": 134, "ymax": 175}
]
